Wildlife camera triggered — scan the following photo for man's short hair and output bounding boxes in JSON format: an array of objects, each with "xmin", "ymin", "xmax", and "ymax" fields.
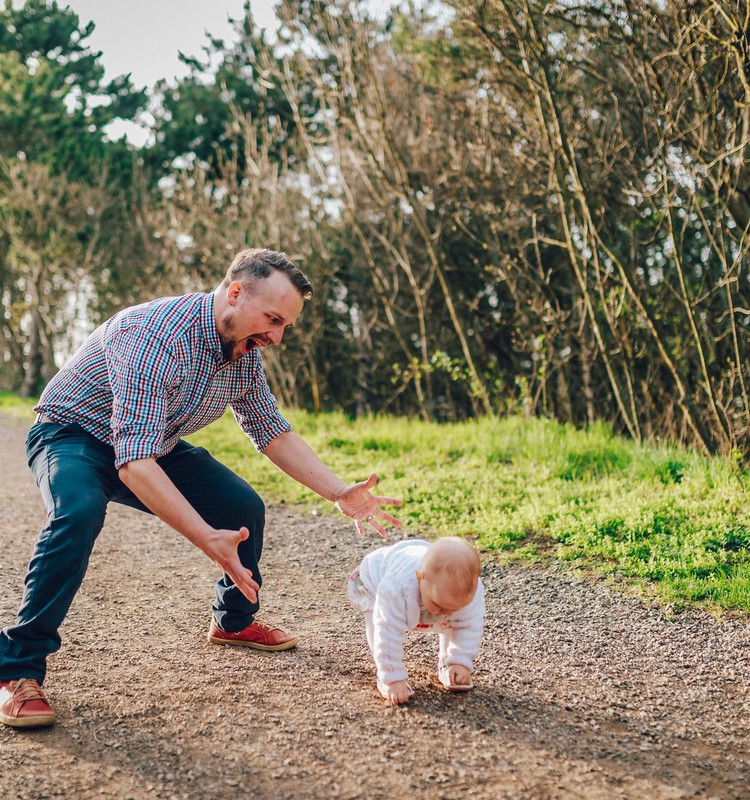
[{"xmin": 224, "ymin": 248, "xmax": 314, "ymax": 299}]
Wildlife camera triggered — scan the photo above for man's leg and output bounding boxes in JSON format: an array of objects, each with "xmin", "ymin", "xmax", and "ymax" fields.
[
  {"xmin": 153, "ymin": 441, "xmax": 266, "ymax": 632},
  {"xmin": 114, "ymin": 439, "xmax": 296, "ymax": 650},
  {"xmin": 0, "ymin": 423, "xmax": 116, "ymax": 685}
]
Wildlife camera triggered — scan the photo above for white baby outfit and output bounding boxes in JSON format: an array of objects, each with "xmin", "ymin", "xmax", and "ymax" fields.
[{"xmin": 348, "ymin": 539, "xmax": 485, "ymax": 689}]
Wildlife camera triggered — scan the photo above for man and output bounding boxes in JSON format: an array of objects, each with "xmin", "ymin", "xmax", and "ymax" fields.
[{"xmin": 0, "ymin": 248, "xmax": 401, "ymax": 728}]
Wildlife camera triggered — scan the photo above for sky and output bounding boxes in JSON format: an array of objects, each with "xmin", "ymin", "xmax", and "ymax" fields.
[
  {"xmin": 62, "ymin": 0, "xmax": 400, "ymax": 87},
  {"xmin": 56, "ymin": 0, "xmax": 399, "ymax": 144},
  {"xmin": 62, "ymin": 0, "xmax": 279, "ymax": 89},
  {"xmin": 30, "ymin": 1, "xmax": 275, "ymax": 144}
]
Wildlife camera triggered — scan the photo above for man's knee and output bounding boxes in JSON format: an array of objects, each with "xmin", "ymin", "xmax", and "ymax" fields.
[
  {"xmin": 212, "ymin": 482, "xmax": 265, "ymax": 532},
  {"xmin": 46, "ymin": 487, "xmax": 107, "ymax": 550},
  {"xmin": 239, "ymin": 487, "xmax": 265, "ymax": 529}
]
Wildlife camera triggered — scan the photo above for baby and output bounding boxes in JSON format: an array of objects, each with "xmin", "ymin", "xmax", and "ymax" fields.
[{"xmin": 348, "ymin": 537, "xmax": 484, "ymax": 705}]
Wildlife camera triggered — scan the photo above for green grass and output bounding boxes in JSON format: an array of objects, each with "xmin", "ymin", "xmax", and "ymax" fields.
[
  {"xmin": 3, "ymin": 390, "xmax": 750, "ymax": 613},
  {"xmin": 189, "ymin": 410, "xmax": 750, "ymax": 613},
  {"xmin": 0, "ymin": 392, "xmax": 36, "ymax": 418}
]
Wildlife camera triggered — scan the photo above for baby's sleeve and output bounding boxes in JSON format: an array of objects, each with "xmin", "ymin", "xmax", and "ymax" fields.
[
  {"xmin": 439, "ymin": 579, "xmax": 486, "ymax": 671},
  {"xmin": 371, "ymin": 581, "xmax": 410, "ymax": 686}
]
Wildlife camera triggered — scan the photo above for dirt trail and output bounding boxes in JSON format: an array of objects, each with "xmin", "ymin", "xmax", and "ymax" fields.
[{"xmin": 1, "ymin": 412, "xmax": 750, "ymax": 800}]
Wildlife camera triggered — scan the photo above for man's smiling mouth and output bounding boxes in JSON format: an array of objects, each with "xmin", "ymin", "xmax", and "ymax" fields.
[{"xmin": 244, "ymin": 335, "xmax": 271, "ymax": 352}]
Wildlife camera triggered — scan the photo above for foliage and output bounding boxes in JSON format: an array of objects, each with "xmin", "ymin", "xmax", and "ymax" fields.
[
  {"xmin": 0, "ymin": 390, "xmax": 34, "ymax": 416},
  {"xmin": 0, "ymin": 0, "xmax": 148, "ymax": 395},
  {"xmin": 5, "ymin": 0, "xmax": 750, "ymax": 460},
  {"xmin": 0, "ymin": 0, "xmax": 144, "ymax": 178},
  {"xmin": 4, "ymin": 379, "xmax": 750, "ymax": 612},
  {"xmin": 146, "ymin": 0, "xmax": 307, "ymax": 177}
]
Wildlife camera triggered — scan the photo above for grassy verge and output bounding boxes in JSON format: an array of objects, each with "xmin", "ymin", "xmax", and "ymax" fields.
[
  {"xmin": 192, "ymin": 410, "xmax": 750, "ymax": 613},
  {"xmin": 2, "ymin": 391, "xmax": 749, "ymax": 613},
  {"xmin": 0, "ymin": 392, "xmax": 36, "ymax": 418}
]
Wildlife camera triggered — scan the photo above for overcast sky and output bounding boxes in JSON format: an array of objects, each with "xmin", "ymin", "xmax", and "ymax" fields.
[
  {"xmin": 53, "ymin": 0, "xmax": 398, "ymax": 144},
  {"xmin": 61, "ymin": 0, "xmax": 278, "ymax": 88},
  {"xmin": 61, "ymin": 0, "xmax": 399, "ymax": 88},
  {"xmin": 55, "ymin": 1, "xmax": 278, "ymax": 143}
]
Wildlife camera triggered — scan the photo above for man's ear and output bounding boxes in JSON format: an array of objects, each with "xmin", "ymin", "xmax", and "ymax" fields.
[{"xmin": 227, "ymin": 281, "xmax": 242, "ymax": 306}]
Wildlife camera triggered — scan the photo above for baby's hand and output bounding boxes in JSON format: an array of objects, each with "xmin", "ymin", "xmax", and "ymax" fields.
[
  {"xmin": 447, "ymin": 665, "xmax": 472, "ymax": 686},
  {"xmin": 438, "ymin": 664, "xmax": 474, "ymax": 692},
  {"xmin": 383, "ymin": 679, "xmax": 412, "ymax": 705}
]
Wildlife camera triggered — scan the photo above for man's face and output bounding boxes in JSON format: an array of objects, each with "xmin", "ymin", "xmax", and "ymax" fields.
[{"xmin": 217, "ymin": 271, "xmax": 305, "ymax": 362}]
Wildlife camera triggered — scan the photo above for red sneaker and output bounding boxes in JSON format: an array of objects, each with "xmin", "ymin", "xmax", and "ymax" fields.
[
  {"xmin": 0, "ymin": 679, "xmax": 55, "ymax": 728},
  {"xmin": 207, "ymin": 619, "xmax": 298, "ymax": 651}
]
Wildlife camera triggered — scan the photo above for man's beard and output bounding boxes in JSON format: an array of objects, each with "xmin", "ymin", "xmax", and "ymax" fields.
[
  {"xmin": 220, "ymin": 335, "xmax": 236, "ymax": 362},
  {"xmin": 218, "ymin": 315, "xmax": 249, "ymax": 362},
  {"xmin": 219, "ymin": 331, "xmax": 261, "ymax": 362},
  {"xmin": 220, "ymin": 335, "xmax": 253, "ymax": 362}
]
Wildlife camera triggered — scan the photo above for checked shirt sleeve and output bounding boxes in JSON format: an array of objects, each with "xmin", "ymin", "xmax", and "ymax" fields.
[
  {"xmin": 230, "ymin": 355, "xmax": 291, "ymax": 452},
  {"xmin": 104, "ymin": 324, "xmax": 179, "ymax": 468}
]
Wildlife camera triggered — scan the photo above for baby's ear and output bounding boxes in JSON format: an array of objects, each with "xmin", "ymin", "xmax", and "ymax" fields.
[{"xmin": 415, "ymin": 569, "xmax": 424, "ymax": 581}]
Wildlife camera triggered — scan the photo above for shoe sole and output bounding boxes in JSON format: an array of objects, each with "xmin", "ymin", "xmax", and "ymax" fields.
[
  {"xmin": 0, "ymin": 711, "xmax": 55, "ymax": 728},
  {"xmin": 207, "ymin": 633, "xmax": 298, "ymax": 652}
]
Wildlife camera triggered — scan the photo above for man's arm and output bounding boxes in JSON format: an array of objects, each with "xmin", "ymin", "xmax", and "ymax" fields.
[
  {"xmin": 262, "ymin": 430, "xmax": 402, "ymax": 537},
  {"xmin": 118, "ymin": 458, "xmax": 260, "ymax": 603}
]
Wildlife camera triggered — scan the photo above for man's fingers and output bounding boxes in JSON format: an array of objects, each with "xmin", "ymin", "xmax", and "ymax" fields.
[
  {"xmin": 371, "ymin": 521, "xmax": 388, "ymax": 538},
  {"xmin": 240, "ymin": 585, "xmax": 258, "ymax": 604},
  {"xmin": 363, "ymin": 515, "xmax": 389, "ymax": 538},
  {"xmin": 210, "ymin": 529, "xmax": 258, "ymax": 603},
  {"xmin": 374, "ymin": 511, "xmax": 401, "ymax": 527},
  {"xmin": 230, "ymin": 576, "xmax": 257, "ymax": 604},
  {"xmin": 233, "ymin": 569, "xmax": 259, "ymax": 603},
  {"xmin": 372, "ymin": 495, "xmax": 403, "ymax": 507},
  {"xmin": 350, "ymin": 511, "xmax": 401, "ymax": 538},
  {"xmin": 224, "ymin": 560, "xmax": 259, "ymax": 592},
  {"xmin": 365, "ymin": 510, "xmax": 401, "ymax": 529}
]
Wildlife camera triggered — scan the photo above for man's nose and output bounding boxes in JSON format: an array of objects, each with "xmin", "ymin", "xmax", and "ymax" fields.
[{"xmin": 268, "ymin": 328, "xmax": 284, "ymax": 345}]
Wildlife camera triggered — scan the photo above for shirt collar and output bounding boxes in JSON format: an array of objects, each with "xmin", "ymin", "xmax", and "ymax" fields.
[{"xmin": 200, "ymin": 292, "xmax": 224, "ymax": 364}]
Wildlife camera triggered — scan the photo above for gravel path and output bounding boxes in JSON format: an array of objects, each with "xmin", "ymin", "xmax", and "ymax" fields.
[{"xmin": 1, "ymin": 412, "xmax": 749, "ymax": 799}]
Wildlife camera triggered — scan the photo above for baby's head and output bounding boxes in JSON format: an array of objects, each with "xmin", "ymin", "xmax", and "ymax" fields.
[{"xmin": 417, "ymin": 537, "xmax": 481, "ymax": 615}]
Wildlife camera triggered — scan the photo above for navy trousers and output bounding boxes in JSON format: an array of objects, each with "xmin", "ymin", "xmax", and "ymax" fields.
[{"xmin": 0, "ymin": 421, "xmax": 265, "ymax": 684}]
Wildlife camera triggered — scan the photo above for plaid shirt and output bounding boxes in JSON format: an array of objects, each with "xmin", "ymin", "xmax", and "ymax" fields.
[{"xmin": 36, "ymin": 292, "xmax": 291, "ymax": 468}]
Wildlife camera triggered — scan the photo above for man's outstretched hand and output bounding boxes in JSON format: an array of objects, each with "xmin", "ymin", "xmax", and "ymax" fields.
[
  {"xmin": 333, "ymin": 472, "xmax": 402, "ymax": 537},
  {"xmin": 204, "ymin": 525, "xmax": 260, "ymax": 603},
  {"xmin": 117, "ymin": 458, "xmax": 260, "ymax": 603}
]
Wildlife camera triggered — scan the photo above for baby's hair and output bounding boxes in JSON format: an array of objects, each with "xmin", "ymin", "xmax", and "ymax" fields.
[{"xmin": 423, "ymin": 537, "xmax": 480, "ymax": 598}]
